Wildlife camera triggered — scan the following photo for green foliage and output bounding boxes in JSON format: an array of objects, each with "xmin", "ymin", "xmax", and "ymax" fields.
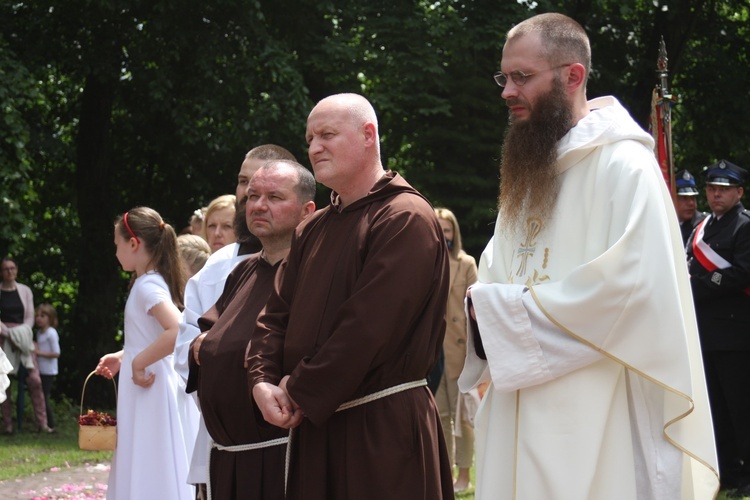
[{"xmin": 0, "ymin": 42, "xmax": 39, "ymax": 253}]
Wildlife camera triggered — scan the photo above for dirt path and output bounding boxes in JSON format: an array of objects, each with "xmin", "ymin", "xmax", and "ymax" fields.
[{"xmin": 0, "ymin": 462, "xmax": 110, "ymax": 499}]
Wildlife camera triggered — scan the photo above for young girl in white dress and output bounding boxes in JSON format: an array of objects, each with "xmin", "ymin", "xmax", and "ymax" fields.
[{"xmin": 96, "ymin": 207, "xmax": 197, "ymax": 500}]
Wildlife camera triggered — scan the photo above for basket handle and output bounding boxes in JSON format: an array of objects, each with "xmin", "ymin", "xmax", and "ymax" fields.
[{"xmin": 80, "ymin": 370, "xmax": 118, "ymax": 417}]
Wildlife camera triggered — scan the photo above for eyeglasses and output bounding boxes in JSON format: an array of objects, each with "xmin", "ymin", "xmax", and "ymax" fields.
[
  {"xmin": 494, "ymin": 64, "xmax": 572, "ymax": 88},
  {"xmin": 1, "ymin": 267, "xmax": 16, "ymax": 272}
]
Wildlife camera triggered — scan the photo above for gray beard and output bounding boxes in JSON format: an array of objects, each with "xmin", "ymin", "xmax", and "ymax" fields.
[{"xmin": 497, "ymin": 78, "xmax": 573, "ymax": 233}]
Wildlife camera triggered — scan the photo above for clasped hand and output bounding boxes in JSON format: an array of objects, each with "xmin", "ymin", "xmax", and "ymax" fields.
[
  {"xmin": 131, "ymin": 364, "xmax": 155, "ymax": 388},
  {"xmin": 252, "ymin": 376, "xmax": 304, "ymax": 429}
]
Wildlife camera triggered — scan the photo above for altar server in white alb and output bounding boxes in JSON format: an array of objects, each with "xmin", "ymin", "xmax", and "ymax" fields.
[{"xmin": 459, "ymin": 12, "xmax": 719, "ymax": 500}]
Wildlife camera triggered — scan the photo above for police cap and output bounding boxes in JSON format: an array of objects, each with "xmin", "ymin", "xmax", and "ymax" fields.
[
  {"xmin": 703, "ymin": 159, "xmax": 748, "ymax": 187},
  {"xmin": 675, "ymin": 169, "xmax": 699, "ymax": 196}
]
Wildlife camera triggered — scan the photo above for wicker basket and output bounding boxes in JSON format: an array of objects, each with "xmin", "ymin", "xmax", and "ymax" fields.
[{"xmin": 78, "ymin": 370, "xmax": 117, "ymax": 451}]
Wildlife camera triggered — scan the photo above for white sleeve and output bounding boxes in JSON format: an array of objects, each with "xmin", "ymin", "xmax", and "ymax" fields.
[
  {"xmin": 470, "ymin": 282, "xmax": 602, "ymax": 393},
  {"xmin": 139, "ymin": 275, "xmax": 172, "ymax": 313},
  {"xmin": 48, "ymin": 328, "xmax": 61, "ymax": 355},
  {"xmin": 174, "ymin": 274, "xmax": 204, "ymax": 383},
  {"xmin": 173, "ymin": 245, "xmax": 247, "ymax": 382}
]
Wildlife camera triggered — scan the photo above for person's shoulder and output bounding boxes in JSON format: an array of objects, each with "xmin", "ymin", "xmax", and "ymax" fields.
[
  {"xmin": 231, "ymin": 252, "xmax": 262, "ymax": 274},
  {"xmin": 736, "ymin": 207, "xmax": 750, "ymax": 224},
  {"xmin": 376, "ymin": 182, "xmax": 435, "ymax": 219},
  {"xmin": 295, "ymin": 205, "xmax": 331, "ymax": 235},
  {"xmin": 363, "ymin": 171, "xmax": 432, "ymax": 212},
  {"xmin": 192, "ymin": 243, "xmax": 243, "ymax": 282},
  {"xmin": 690, "ymin": 212, "xmax": 707, "ymax": 229},
  {"xmin": 303, "ymin": 205, "xmax": 330, "ymax": 224},
  {"xmin": 137, "ymin": 272, "xmax": 168, "ymax": 291},
  {"xmin": 604, "ymin": 138, "xmax": 658, "ymax": 169},
  {"xmin": 374, "ymin": 196, "xmax": 436, "ymax": 230},
  {"xmin": 202, "ymin": 243, "xmax": 239, "ymax": 268},
  {"xmin": 16, "ymin": 282, "xmax": 33, "ymax": 295},
  {"xmin": 457, "ymin": 250, "xmax": 477, "ymax": 266},
  {"xmin": 211, "ymin": 242, "xmax": 239, "ymax": 260}
]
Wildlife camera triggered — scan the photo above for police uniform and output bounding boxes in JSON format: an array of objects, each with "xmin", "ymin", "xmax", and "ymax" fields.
[
  {"xmin": 686, "ymin": 159, "xmax": 750, "ymax": 491},
  {"xmin": 675, "ymin": 169, "xmax": 707, "ymax": 245}
]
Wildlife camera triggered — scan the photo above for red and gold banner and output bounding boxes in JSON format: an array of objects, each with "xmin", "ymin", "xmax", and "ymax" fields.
[{"xmin": 650, "ymin": 88, "xmax": 672, "ymax": 192}]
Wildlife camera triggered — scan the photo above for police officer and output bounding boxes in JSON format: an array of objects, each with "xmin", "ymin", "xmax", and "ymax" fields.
[
  {"xmin": 686, "ymin": 159, "xmax": 750, "ymax": 494},
  {"xmin": 674, "ymin": 169, "xmax": 706, "ymax": 245}
]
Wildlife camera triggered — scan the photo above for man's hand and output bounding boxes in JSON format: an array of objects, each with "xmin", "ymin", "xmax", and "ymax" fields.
[
  {"xmin": 192, "ymin": 333, "xmax": 207, "ymax": 366},
  {"xmin": 467, "ymin": 287, "xmax": 476, "ymax": 321},
  {"xmin": 279, "ymin": 375, "xmax": 300, "ymax": 413},
  {"xmin": 252, "ymin": 381, "xmax": 304, "ymax": 429}
]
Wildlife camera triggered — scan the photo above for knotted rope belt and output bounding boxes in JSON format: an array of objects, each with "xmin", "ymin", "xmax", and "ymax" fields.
[
  {"xmin": 206, "ymin": 435, "xmax": 289, "ymax": 500},
  {"xmin": 284, "ymin": 379, "xmax": 428, "ymax": 495},
  {"xmin": 204, "ymin": 379, "xmax": 427, "ymax": 499}
]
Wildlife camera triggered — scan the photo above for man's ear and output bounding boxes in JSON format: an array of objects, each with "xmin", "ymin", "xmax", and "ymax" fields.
[
  {"xmin": 362, "ymin": 122, "xmax": 377, "ymax": 147},
  {"xmin": 565, "ymin": 63, "xmax": 586, "ymax": 93},
  {"xmin": 301, "ymin": 201, "xmax": 316, "ymax": 219}
]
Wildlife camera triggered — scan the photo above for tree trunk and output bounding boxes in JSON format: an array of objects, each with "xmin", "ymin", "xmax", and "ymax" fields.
[{"xmin": 60, "ymin": 72, "xmax": 122, "ymax": 404}]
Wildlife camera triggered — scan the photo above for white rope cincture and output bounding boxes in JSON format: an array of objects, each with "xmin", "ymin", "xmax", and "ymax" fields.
[
  {"xmin": 335, "ymin": 379, "xmax": 428, "ymax": 412},
  {"xmin": 283, "ymin": 379, "xmax": 428, "ymax": 496},
  {"xmin": 213, "ymin": 436, "xmax": 289, "ymax": 452},
  {"xmin": 206, "ymin": 435, "xmax": 289, "ymax": 500}
]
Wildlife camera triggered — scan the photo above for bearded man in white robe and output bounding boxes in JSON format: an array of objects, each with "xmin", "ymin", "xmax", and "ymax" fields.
[{"xmin": 459, "ymin": 13, "xmax": 718, "ymax": 500}]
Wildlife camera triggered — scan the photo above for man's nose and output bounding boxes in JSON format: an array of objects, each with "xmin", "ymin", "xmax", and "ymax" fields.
[
  {"xmin": 308, "ymin": 138, "xmax": 323, "ymax": 156},
  {"xmin": 251, "ymin": 197, "xmax": 268, "ymax": 211},
  {"xmin": 501, "ymin": 81, "xmax": 519, "ymax": 100}
]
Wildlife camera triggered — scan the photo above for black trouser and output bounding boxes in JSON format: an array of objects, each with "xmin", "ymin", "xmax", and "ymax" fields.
[
  {"xmin": 703, "ymin": 350, "xmax": 750, "ymax": 488},
  {"xmin": 40, "ymin": 374, "xmax": 55, "ymax": 428}
]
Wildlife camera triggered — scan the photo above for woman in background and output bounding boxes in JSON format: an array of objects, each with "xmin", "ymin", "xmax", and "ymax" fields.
[
  {"xmin": 434, "ymin": 208, "xmax": 479, "ymax": 493},
  {"xmin": 202, "ymin": 195, "xmax": 236, "ymax": 253},
  {"xmin": 0, "ymin": 257, "xmax": 50, "ymax": 434}
]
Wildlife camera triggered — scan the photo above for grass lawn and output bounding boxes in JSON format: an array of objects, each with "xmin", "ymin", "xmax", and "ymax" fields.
[{"xmin": 0, "ymin": 388, "xmax": 113, "ymax": 482}]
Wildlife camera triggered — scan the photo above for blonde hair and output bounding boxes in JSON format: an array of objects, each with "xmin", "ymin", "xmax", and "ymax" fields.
[
  {"xmin": 201, "ymin": 194, "xmax": 237, "ymax": 242},
  {"xmin": 177, "ymin": 234, "xmax": 211, "ymax": 277},
  {"xmin": 434, "ymin": 207, "xmax": 464, "ymax": 259},
  {"xmin": 188, "ymin": 207, "xmax": 205, "ymax": 228},
  {"xmin": 35, "ymin": 303, "xmax": 58, "ymax": 328}
]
